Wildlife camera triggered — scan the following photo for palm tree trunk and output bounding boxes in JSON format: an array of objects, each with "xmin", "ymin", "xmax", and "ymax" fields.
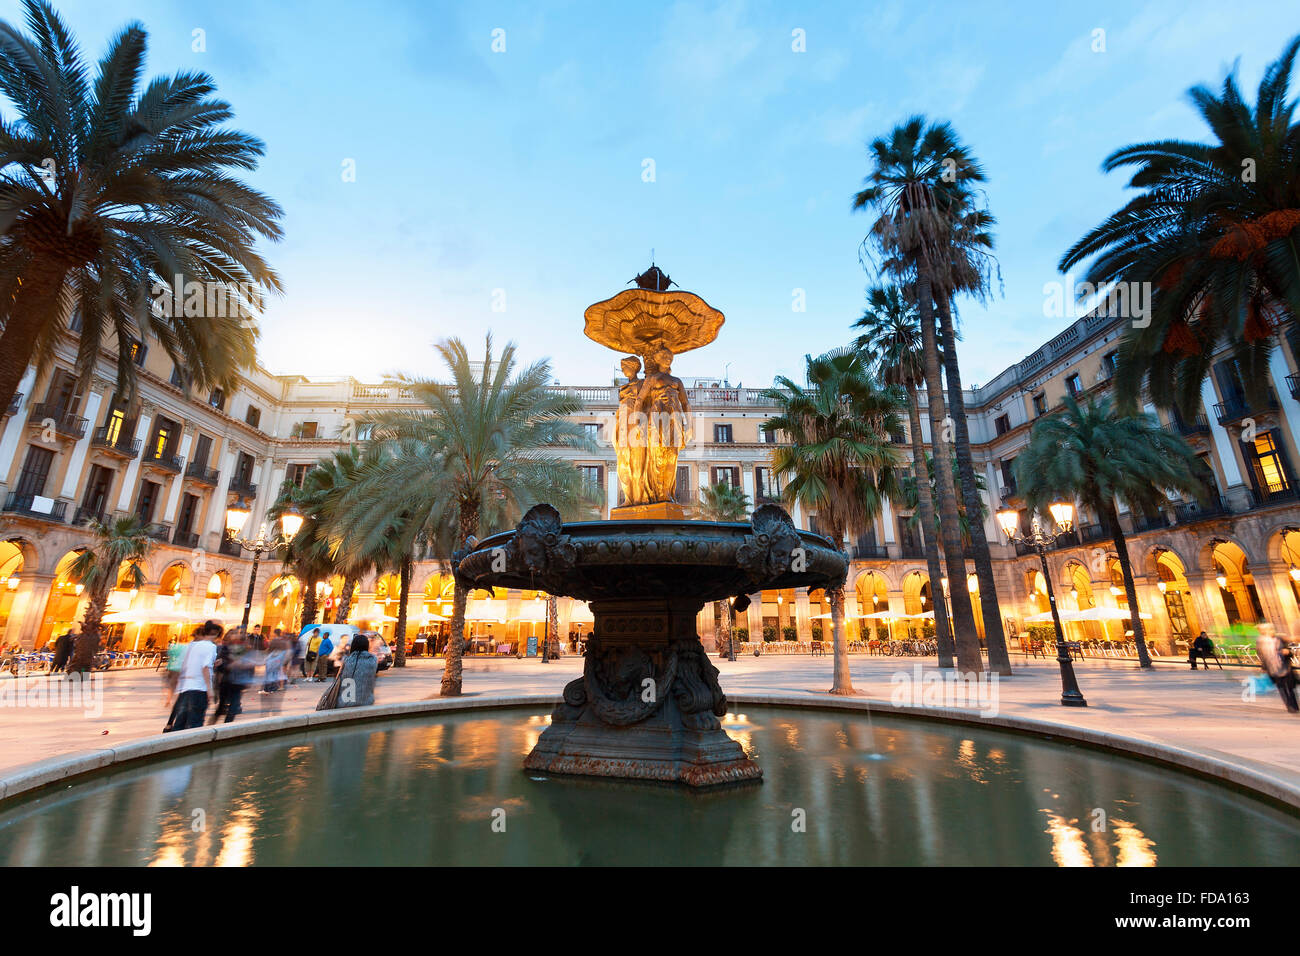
[
  {"xmin": 441, "ymin": 502, "xmax": 479, "ymax": 697},
  {"xmin": 828, "ymin": 578, "xmax": 854, "ymax": 695},
  {"xmin": 1104, "ymin": 500, "xmax": 1153, "ymax": 668},
  {"xmin": 300, "ymin": 579, "xmax": 319, "ymax": 631},
  {"xmin": 936, "ymin": 298, "xmax": 1011, "ymax": 676},
  {"xmin": 916, "ymin": 264, "xmax": 983, "ymax": 673},
  {"xmin": 714, "ymin": 600, "xmax": 733, "ymax": 657},
  {"xmin": 0, "ymin": 265, "xmax": 66, "ymax": 414},
  {"xmin": 546, "ymin": 595, "xmax": 558, "ymax": 659},
  {"xmin": 907, "ymin": 391, "xmax": 955, "ymax": 667},
  {"xmin": 334, "ymin": 578, "xmax": 358, "ymax": 624},
  {"xmin": 394, "ymin": 556, "xmax": 411, "ymax": 667},
  {"xmin": 69, "ymin": 579, "xmax": 111, "ymax": 673}
]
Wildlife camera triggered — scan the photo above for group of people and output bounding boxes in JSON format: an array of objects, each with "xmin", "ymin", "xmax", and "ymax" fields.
[{"xmin": 162, "ymin": 623, "xmax": 379, "ymax": 732}]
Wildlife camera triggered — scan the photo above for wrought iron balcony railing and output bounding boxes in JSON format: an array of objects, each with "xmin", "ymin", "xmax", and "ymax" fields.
[
  {"xmin": 3, "ymin": 493, "xmax": 67, "ymax": 522},
  {"xmin": 227, "ymin": 477, "xmax": 258, "ymax": 498},
  {"xmin": 141, "ymin": 449, "xmax": 185, "ymax": 473},
  {"xmin": 91, "ymin": 425, "xmax": 140, "ymax": 458},
  {"xmin": 184, "ymin": 462, "xmax": 220, "ymax": 485},
  {"xmin": 28, "ymin": 403, "xmax": 87, "ymax": 439},
  {"xmin": 172, "ymin": 529, "xmax": 200, "ymax": 549}
]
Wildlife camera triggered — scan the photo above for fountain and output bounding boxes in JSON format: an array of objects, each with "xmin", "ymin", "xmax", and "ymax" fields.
[{"xmin": 453, "ymin": 267, "xmax": 848, "ymax": 786}]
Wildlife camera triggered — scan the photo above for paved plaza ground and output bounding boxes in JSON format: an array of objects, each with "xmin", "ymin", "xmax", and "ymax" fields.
[{"xmin": 2, "ymin": 651, "xmax": 1298, "ymax": 793}]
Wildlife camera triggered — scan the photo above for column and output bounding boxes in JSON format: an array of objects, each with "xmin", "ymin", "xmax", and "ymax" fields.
[
  {"xmin": 882, "ymin": 499, "xmax": 895, "ymax": 544},
  {"xmin": 59, "ymin": 390, "xmax": 103, "ymax": 499},
  {"xmin": 741, "ymin": 464, "xmax": 755, "ymax": 511},
  {"xmin": 606, "ymin": 469, "xmax": 618, "ymax": 517},
  {"xmin": 0, "ymin": 367, "xmax": 37, "ymax": 486},
  {"xmin": 162, "ymin": 430, "xmax": 194, "ymax": 523},
  {"xmin": 795, "ymin": 589, "xmax": 812, "ymax": 642},
  {"xmin": 13, "ymin": 574, "xmax": 53, "ymax": 650},
  {"xmin": 203, "ymin": 445, "xmax": 239, "ymax": 543},
  {"xmin": 250, "ymin": 458, "xmax": 282, "ymax": 531},
  {"xmin": 1266, "ymin": 561, "xmax": 1300, "ymax": 624},
  {"xmin": 746, "ymin": 596, "xmax": 762, "ymax": 645},
  {"xmin": 1201, "ymin": 379, "xmax": 1244, "ymax": 494},
  {"xmin": 1268, "ymin": 347, "xmax": 1300, "ymax": 460},
  {"xmin": 1186, "ymin": 571, "xmax": 1227, "ymax": 631},
  {"xmin": 114, "ymin": 412, "xmax": 153, "ymax": 511}
]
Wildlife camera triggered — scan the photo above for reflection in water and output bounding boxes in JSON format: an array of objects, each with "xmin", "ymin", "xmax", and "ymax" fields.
[{"xmin": 1, "ymin": 706, "xmax": 1297, "ymax": 866}]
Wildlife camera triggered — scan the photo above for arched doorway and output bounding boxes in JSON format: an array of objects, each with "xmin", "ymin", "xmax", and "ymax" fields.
[
  {"xmin": 1209, "ymin": 540, "xmax": 1264, "ymax": 626},
  {"xmin": 1153, "ymin": 547, "xmax": 1197, "ymax": 645},
  {"xmin": 40, "ymin": 550, "xmax": 89, "ymax": 650},
  {"xmin": 759, "ymin": 588, "xmax": 797, "ymax": 642},
  {"xmin": 855, "ymin": 571, "xmax": 890, "ymax": 641},
  {"xmin": 262, "ymin": 574, "xmax": 300, "ymax": 634},
  {"xmin": 418, "ymin": 574, "xmax": 455, "ymax": 656},
  {"xmin": 1278, "ymin": 528, "xmax": 1300, "ymax": 615},
  {"xmin": 0, "ymin": 540, "xmax": 26, "ymax": 647}
]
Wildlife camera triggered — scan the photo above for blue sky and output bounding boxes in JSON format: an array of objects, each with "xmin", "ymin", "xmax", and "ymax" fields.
[{"xmin": 6, "ymin": 0, "xmax": 1299, "ymax": 388}]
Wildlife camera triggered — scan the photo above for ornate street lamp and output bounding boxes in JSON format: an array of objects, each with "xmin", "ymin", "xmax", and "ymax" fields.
[
  {"xmin": 225, "ymin": 497, "xmax": 303, "ymax": 634},
  {"xmin": 996, "ymin": 501, "xmax": 1088, "ymax": 707}
]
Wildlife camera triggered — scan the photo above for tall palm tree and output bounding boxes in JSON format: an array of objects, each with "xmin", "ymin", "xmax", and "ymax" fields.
[
  {"xmin": 694, "ymin": 480, "xmax": 752, "ymax": 657},
  {"xmin": 1014, "ymin": 396, "xmax": 1205, "ymax": 667},
  {"xmin": 65, "ymin": 515, "xmax": 151, "ymax": 671},
  {"xmin": 1059, "ymin": 36, "xmax": 1300, "ymax": 415},
  {"xmin": 366, "ymin": 335, "xmax": 597, "ymax": 697},
  {"xmin": 853, "ymin": 284, "xmax": 955, "ymax": 666},
  {"xmin": 853, "ymin": 116, "xmax": 985, "ymax": 672},
  {"xmin": 763, "ymin": 349, "xmax": 903, "ymax": 695},
  {"xmin": 899, "ymin": 451, "xmax": 987, "ymax": 544},
  {"xmin": 0, "ymin": 0, "xmax": 283, "ymax": 413}
]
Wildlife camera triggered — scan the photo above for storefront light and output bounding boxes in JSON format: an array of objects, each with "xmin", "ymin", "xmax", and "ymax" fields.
[
  {"xmin": 1216, "ymin": 573, "xmax": 1228, "ymax": 589},
  {"xmin": 6, "ymin": 575, "xmax": 18, "ymax": 591},
  {"xmin": 1290, "ymin": 565, "xmax": 1300, "ymax": 583},
  {"xmin": 1157, "ymin": 581, "xmax": 1167, "ymax": 594},
  {"xmin": 1109, "ymin": 585, "xmax": 1122, "ymax": 597}
]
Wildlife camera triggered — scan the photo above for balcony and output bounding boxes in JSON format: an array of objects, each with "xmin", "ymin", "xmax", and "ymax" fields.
[
  {"xmin": 218, "ymin": 534, "xmax": 242, "ymax": 557},
  {"xmin": 228, "ymin": 477, "xmax": 258, "ymax": 498},
  {"xmin": 1078, "ymin": 523, "xmax": 1109, "ymax": 544},
  {"xmin": 72, "ymin": 506, "xmax": 108, "ymax": 527},
  {"xmin": 2, "ymin": 493, "xmax": 67, "ymax": 522},
  {"xmin": 1173, "ymin": 495, "xmax": 1230, "ymax": 523},
  {"xmin": 141, "ymin": 449, "xmax": 185, "ymax": 474},
  {"xmin": 897, "ymin": 544, "xmax": 926, "ymax": 560},
  {"xmin": 172, "ymin": 529, "xmax": 200, "ymax": 549},
  {"xmin": 5, "ymin": 392, "xmax": 22, "ymax": 417},
  {"xmin": 28, "ymin": 403, "xmax": 87, "ymax": 439},
  {"xmin": 1249, "ymin": 482, "xmax": 1300, "ymax": 509},
  {"xmin": 91, "ymin": 424, "xmax": 140, "ymax": 459},
  {"xmin": 1166, "ymin": 413, "xmax": 1210, "ymax": 438},
  {"xmin": 143, "ymin": 523, "xmax": 172, "ymax": 542},
  {"xmin": 1213, "ymin": 393, "xmax": 1278, "ymax": 426},
  {"xmin": 851, "ymin": 544, "xmax": 891, "ymax": 560},
  {"xmin": 1130, "ymin": 512, "xmax": 1170, "ymax": 534},
  {"xmin": 185, "ymin": 462, "xmax": 220, "ymax": 486},
  {"xmin": 1288, "ymin": 373, "xmax": 1300, "ymax": 401}
]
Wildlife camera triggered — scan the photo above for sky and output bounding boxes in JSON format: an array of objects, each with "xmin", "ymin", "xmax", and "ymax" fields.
[{"xmin": 5, "ymin": 0, "xmax": 1298, "ymax": 388}]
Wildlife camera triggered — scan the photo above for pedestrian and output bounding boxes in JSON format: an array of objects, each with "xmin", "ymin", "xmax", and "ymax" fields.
[
  {"xmin": 1256, "ymin": 623, "xmax": 1298, "ymax": 713},
  {"xmin": 50, "ymin": 629, "xmax": 75, "ymax": 673},
  {"xmin": 211, "ymin": 629, "xmax": 253, "ymax": 723},
  {"xmin": 313, "ymin": 631, "xmax": 334, "ymax": 680},
  {"xmin": 317, "ymin": 634, "xmax": 377, "ymax": 710},
  {"xmin": 162, "ymin": 630, "xmax": 193, "ymax": 707},
  {"xmin": 303, "ymin": 627, "xmax": 321, "ymax": 678},
  {"xmin": 1189, "ymin": 631, "xmax": 1221, "ymax": 670},
  {"xmin": 166, "ymin": 621, "xmax": 219, "ymax": 732}
]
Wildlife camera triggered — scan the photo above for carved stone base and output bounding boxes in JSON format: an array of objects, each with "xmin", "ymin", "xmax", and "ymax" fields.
[
  {"xmin": 524, "ymin": 598, "xmax": 761, "ymax": 787},
  {"xmin": 609, "ymin": 501, "xmax": 687, "ymax": 520}
]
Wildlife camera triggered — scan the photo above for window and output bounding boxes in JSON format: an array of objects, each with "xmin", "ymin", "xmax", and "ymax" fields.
[
  {"xmin": 1103, "ymin": 351, "xmax": 1119, "ymax": 377},
  {"xmin": 713, "ymin": 424, "xmax": 733, "ymax": 443},
  {"xmin": 356, "ymin": 422, "xmax": 373, "ymax": 441},
  {"xmin": 296, "ymin": 421, "xmax": 318, "ymax": 439},
  {"xmin": 208, "ymin": 388, "xmax": 226, "ymax": 412},
  {"xmin": 15, "ymin": 446, "xmax": 55, "ymax": 497},
  {"xmin": 710, "ymin": 466, "xmax": 739, "ymax": 488},
  {"xmin": 135, "ymin": 480, "xmax": 161, "ymax": 523},
  {"xmin": 244, "ymin": 405, "xmax": 261, "ymax": 428},
  {"xmin": 288, "ymin": 463, "xmax": 313, "ymax": 488},
  {"xmin": 169, "ymin": 366, "xmax": 184, "ymax": 388},
  {"xmin": 755, "ymin": 466, "xmax": 781, "ymax": 502},
  {"xmin": 674, "ymin": 465, "xmax": 692, "ymax": 504},
  {"xmin": 994, "ymin": 413, "xmax": 1010, "ymax": 436},
  {"xmin": 581, "ymin": 422, "xmax": 602, "ymax": 441},
  {"xmin": 150, "ymin": 417, "xmax": 178, "ymax": 460},
  {"xmin": 103, "ymin": 407, "xmax": 127, "ymax": 445},
  {"xmin": 127, "ymin": 338, "xmax": 147, "ymax": 367},
  {"xmin": 999, "ymin": 458, "xmax": 1017, "ymax": 494},
  {"xmin": 760, "ymin": 427, "xmax": 778, "ymax": 444},
  {"xmin": 81, "ymin": 465, "xmax": 114, "ymax": 514},
  {"xmin": 579, "ymin": 465, "xmax": 604, "ymax": 489},
  {"xmin": 1065, "ymin": 373, "xmax": 1083, "ymax": 397},
  {"xmin": 192, "ymin": 434, "xmax": 212, "ymax": 470},
  {"xmin": 43, "ymin": 368, "xmax": 80, "ymax": 413},
  {"xmin": 1247, "ymin": 431, "xmax": 1293, "ymax": 494},
  {"xmin": 177, "ymin": 493, "xmax": 200, "ymax": 535},
  {"xmin": 234, "ymin": 452, "xmax": 255, "ymax": 487},
  {"xmin": 1032, "ymin": 392, "xmax": 1047, "ymax": 416}
]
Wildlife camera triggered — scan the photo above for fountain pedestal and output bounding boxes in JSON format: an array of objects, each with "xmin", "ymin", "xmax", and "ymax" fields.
[
  {"xmin": 523, "ymin": 597, "xmax": 760, "ymax": 786},
  {"xmin": 455, "ymin": 503, "xmax": 846, "ymax": 788}
]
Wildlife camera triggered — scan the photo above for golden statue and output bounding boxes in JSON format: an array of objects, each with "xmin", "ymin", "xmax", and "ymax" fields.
[{"xmin": 584, "ymin": 266, "xmax": 723, "ymax": 518}]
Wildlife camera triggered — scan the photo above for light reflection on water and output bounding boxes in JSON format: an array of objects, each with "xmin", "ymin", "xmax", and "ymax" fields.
[{"xmin": 1, "ymin": 705, "xmax": 1297, "ymax": 867}]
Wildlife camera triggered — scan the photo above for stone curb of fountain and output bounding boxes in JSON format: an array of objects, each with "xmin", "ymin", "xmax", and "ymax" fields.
[{"xmin": 2, "ymin": 690, "xmax": 1298, "ymax": 816}]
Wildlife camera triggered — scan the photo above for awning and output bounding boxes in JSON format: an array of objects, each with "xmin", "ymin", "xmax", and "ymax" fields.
[{"xmin": 465, "ymin": 599, "xmax": 507, "ymax": 623}]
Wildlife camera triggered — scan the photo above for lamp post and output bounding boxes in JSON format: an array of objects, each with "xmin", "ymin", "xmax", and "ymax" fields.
[
  {"xmin": 996, "ymin": 501, "xmax": 1088, "ymax": 707},
  {"xmin": 224, "ymin": 497, "xmax": 303, "ymax": 635}
]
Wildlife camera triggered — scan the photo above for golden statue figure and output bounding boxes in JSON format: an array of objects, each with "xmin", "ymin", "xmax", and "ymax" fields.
[{"xmin": 585, "ymin": 266, "xmax": 724, "ymax": 519}]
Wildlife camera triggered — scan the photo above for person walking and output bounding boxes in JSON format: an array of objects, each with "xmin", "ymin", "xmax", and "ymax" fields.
[
  {"xmin": 303, "ymin": 628, "xmax": 322, "ymax": 678},
  {"xmin": 167, "ymin": 622, "xmax": 219, "ymax": 731},
  {"xmin": 50, "ymin": 630, "xmax": 75, "ymax": 673},
  {"xmin": 1189, "ymin": 631, "xmax": 1221, "ymax": 670},
  {"xmin": 317, "ymin": 634, "xmax": 377, "ymax": 710},
  {"xmin": 162, "ymin": 631, "xmax": 193, "ymax": 707},
  {"xmin": 1257, "ymin": 624, "xmax": 1298, "ymax": 713},
  {"xmin": 313, "ymin": 631, "xmax": 334, "ymax": 681},
  {"xmin": 211, "ymin": 629, "xmax": 252, "ymax": 723}
]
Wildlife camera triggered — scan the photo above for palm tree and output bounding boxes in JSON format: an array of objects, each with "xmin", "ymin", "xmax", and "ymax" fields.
[
  {"xmin": 365, "ymin": 335, "xmax": 598, "ymax": 696},
  {"xmin": 0, "ymin": 0, "xmax": 283, "ymax": 414},
  {"xmin": 1014, "ymin": 396, "xmax": 1205, "ymax": 667},
  {"xmin": 65, "ymin": 515, "xmax": 151, "ymax": 671},
  {"xmin": 694, "ymin": 480, "xmax": 752, "ymax": 657},
  {"xmin": 853, "ymin": 284, "xmax": 956, "ymax": 667},
  {"xmin": 763, "ymin": 349, "xmax": 903, "ymax": 695},
  {"xmin": 900, "ymin": 451, "xmax": 987, "ymax": 544},
  {"xmin": 853, "ymin": 116, "xmax": 986, "ymax": 672},
  {"xmin": 1059, "ymin": 36, "xmax": 1300, "ymax": 416}
]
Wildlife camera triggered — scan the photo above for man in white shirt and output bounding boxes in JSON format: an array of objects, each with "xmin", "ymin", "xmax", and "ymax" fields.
[{"xmin": 169, "ymin": 621, "xmax": 220, "ymax": 731}]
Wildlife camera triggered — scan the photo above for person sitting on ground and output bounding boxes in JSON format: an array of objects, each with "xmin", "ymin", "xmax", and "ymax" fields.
[{"xmin": 1189, "ymin": 631, "xmax": 1220, "ymax": 670}]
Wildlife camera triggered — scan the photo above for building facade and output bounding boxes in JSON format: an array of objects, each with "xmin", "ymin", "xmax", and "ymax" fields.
[{"xmin": 1, "ymin": 310, "xmax": 1299, "ymax": 655}]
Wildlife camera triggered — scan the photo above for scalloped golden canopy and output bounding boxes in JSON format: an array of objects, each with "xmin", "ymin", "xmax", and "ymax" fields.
[{"xmin": 583, "ymin": 287, "xmax": 725, "ymax": 356}]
